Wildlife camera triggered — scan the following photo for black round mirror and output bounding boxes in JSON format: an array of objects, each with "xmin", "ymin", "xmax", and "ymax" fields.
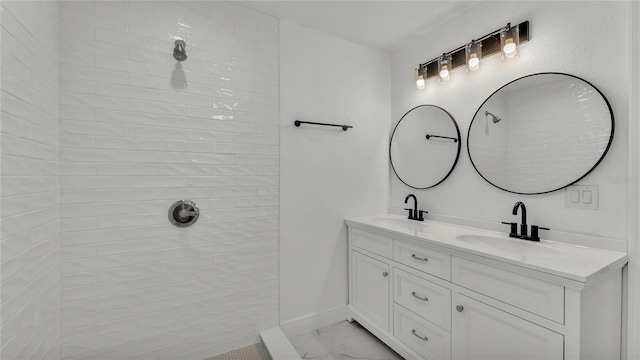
[
  {"xmin": 467, "ymin": 73, "xmax": 614, "ymax": 194},
  {"xmin": 390, "ymin": 105, "xmax": 461, "ymax": 189}
]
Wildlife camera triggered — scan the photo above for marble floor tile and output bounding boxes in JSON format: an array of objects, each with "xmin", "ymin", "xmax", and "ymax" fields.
[{"xmin": 289, "ymin": 321, "xmax": 404, "ymax": 360}]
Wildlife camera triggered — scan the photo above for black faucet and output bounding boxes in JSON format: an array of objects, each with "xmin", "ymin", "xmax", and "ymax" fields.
[
  {"xmin": 502, "ymin": 201, "xmax": 549, "ymax": 241},
  {"xmin": 512, "ymin": 201, "xmax": 528, "ymax": 237},
  {"xmin": 404, "ymin": 194, "xmax": 427, "ymax": 221}
]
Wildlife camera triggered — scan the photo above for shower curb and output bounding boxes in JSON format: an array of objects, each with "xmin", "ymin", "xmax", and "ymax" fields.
[{"xmin": 259, "ymin": 328, "xmax": 301, "ymax": 360}]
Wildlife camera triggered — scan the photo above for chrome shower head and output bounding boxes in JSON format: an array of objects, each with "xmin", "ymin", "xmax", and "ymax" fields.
[
  {"xmin": 485, "ymin": 111, "xmax": 501, "ymax": 123},
  {"xmin": 173, "ymin": 39, "xmax": 187, "ymax": 61}
]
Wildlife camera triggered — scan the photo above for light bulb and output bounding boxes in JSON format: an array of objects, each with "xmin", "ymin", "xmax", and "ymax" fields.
[
  {"xmin": 468, "ymin": 54, "xmax": 480, "ymax": 70},
  {"xmin": 503, "ymin": 38, "xmax": 516, "ymax": 58},
  {"xmin": 465, "ymin": 41, "xmax": 482, "ymax": 72},
  {"xmin": 437, "ymin": 54, "xmax": 452, "ymax": 83},
  {"xmin": 416, "ymin": 75, "xmax": 425, "ymax": 90},
  {"xmin": 439, "ymin": 66, "xmax": 449, "ymax": 79}
]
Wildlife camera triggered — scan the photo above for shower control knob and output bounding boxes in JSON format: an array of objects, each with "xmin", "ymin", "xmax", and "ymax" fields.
[
  {"xmin": 178, "ymin": 208, "xmax": 197, "ymax": 218},
  {"xmin": 456, "ymin": 305, "xmax": 464, "ymax": 312},
  {"xmin": 168, "ymin": 200, "xmax": 199, "ymax": 228}
]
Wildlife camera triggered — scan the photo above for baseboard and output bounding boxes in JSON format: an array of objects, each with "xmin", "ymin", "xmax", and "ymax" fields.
[{"xmin": 279, "ymin": 305, "xmax": 347, "ymax": 338}]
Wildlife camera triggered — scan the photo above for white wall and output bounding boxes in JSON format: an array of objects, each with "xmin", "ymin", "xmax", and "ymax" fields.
[
  {"xmin": 279, "ymin": 21, "xmax": 390, "ymax": 329},
  {"xmin": 0, "ymin": 1, "xmax": 61, "ymax": 359},
  {"xmin": 58, "ymin": 2, "xmax": 278, "ymax": 358},
  {"xmin": 627, "ymin": 3, "xmax": 639, "ymax": 359},
  {"xmin": 390, "ymin": 2, "xmax": 630, "ymax": 246}
]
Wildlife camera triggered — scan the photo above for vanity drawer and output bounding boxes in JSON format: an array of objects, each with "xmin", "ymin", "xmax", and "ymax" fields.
[
  {"xmin": 394, "ymin": 304, "xmax": 451, "ymax": 360},
  {"xmin": 351, "ymin": 228, "xmax": 392, "ymax": 258},
  {"xmin": 394, "ymin": 241, "xmax": 451, "ymax": 280},
  {"xmin": 394, "ymin": 268, "xmax": 451, "ymax": 331},
  {"xmin": 452, "ymin": 257, "xmax": 564, "ymax": 323}
]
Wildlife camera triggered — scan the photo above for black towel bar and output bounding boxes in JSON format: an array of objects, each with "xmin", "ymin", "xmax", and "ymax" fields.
[
  {"xmin": 295, "ymin": 120, "xmax": 353, "ymax": 131},
  {"xmin": 426, "ymin": 134, "xmax": 458, "ymax": 142}
]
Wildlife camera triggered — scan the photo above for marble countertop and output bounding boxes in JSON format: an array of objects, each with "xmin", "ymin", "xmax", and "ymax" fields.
[{"xmin": 345, "ymin": 214, "xmax": 628, "ymax": 284}]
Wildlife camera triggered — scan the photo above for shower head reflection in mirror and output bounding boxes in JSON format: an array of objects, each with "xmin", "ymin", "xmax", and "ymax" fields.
[
  {"xmin": 484, "ymin": 111, "xmax": 501, "ymax": 136},
  {"xmin": 485, "ymin": 111, "xmax": 502, "ymax": 123}
]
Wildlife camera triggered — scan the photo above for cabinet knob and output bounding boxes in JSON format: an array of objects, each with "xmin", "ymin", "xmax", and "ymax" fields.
[
  {"xmin": 382, "ymin": 271, "xmax": 388, "ymax": 277},
  {"xmin": 456, "ymin": 305, "xmax": 464, "ymax": 312}
]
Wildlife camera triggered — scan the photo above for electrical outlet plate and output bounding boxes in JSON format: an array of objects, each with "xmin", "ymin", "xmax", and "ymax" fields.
[{"xmin": 565, "ymin": 185, "xmax": 599, "ymax": 210}]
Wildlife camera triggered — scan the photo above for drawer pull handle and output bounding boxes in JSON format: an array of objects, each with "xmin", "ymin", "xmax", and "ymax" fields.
[
  {"xmin": 411, "ymin": 291, "xmax": 428, "ymax": 302},
  {"xmin": 411, "ymin": 254, "xmax": 429, "ymax": 262},
  {"xmin": 382, "ymin": 271, "xmax": 388, "ymax": 277},
  {"xmin": 456, "ymin": 305, "xmax": 464, "ymax": 312},
  {"xmin": 412, "ymin": 329, "xmax": 428, "ymax": 341}
]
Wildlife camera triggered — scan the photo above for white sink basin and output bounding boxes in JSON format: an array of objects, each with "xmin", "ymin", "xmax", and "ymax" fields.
[
  {"xmin": 370, "ymin": 217, "xmax": 429, "ymax": 232},
  {"xmin": 455, "ymin": 234, "xmax": 567, "ymax": 260}
]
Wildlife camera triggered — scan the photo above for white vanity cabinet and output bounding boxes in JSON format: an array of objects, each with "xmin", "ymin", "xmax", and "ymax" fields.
[
  {"xmin": 452, "ymin": 293, "xmax": 563, "ymax": 360},
  {"xmin": 349, "ymin": 228, "xmax": 393, "ymax": 333},
  {"xmin": 351, "ymin": 251, "xmax": 390, "ymax": 332},
  {"xmin": 346, "ymin": 217, "xmax": 627, "ymax": 360}
]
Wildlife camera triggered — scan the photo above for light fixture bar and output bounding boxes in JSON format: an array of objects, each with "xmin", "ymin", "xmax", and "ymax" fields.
[{"xmin": 418, "ymin": 21, "xmax": 529, "ymax": 80}]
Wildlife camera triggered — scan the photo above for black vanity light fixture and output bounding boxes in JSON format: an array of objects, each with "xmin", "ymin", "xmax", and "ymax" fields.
[{"xmin": 415, "ymin": 21, "xmax": 529, "ymax": 90}]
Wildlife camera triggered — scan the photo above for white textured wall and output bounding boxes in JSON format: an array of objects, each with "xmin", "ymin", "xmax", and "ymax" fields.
[
  {"xmin": 279, "ymin": 21, "xmax": 390, "ymax": 328},
  {"xmin": 0, "ymin": 1, "xmax": 61, "ymax": 359},
  {"xmin": 58, "ymin": 2, "xmax": 278, "ymax": 359},
  {"xmin": 390, "ymin": 2, "xmax": 630, "ymax": 244},
  {"xmin": 627, "ymin": 3, "xmax": 639, "ymax": 359}
]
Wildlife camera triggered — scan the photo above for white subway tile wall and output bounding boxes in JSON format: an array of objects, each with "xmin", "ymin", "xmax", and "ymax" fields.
[
  {"xmin": 58, "ymin": 1, "xmax": 279, "ymax": 359},
  {"xmin": 504, "ymin": 80, "xmax": 611, "ymax": 192},
  {"xmin": 1, "ymin": 1, "xmax": 61, "ymax": 359}
]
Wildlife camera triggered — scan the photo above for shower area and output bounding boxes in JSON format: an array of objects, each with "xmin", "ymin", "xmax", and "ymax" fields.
[{"xmin": 1, "ymin": 1, "xmax": 280, "ymax": 359}]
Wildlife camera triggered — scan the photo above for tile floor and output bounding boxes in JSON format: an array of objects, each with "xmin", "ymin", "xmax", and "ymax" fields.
[{"xmin": 289, "ymin": 321, "xmax": 404, "ymax": 360}]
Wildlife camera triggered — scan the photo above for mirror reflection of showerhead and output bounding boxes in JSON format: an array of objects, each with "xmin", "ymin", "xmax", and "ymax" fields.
[
  {"xmin": 485, "ymin": 111, "xmax": 501, "ymax": 123},
  {"xmin": 173, "ymin": 39, "xmax": 187, "ymax": 61}
]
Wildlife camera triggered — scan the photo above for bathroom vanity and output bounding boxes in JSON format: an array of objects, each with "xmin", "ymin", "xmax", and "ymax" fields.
[{"xmin": 346, "ymin": 214, "xmax": 627, "ymax": 360}]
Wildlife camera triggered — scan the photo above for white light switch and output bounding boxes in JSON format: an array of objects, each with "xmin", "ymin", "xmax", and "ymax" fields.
[
  {"xmin": 570, "ymin": 190, "xmax": 580, "ymax": 203},
  {"xmin": 565, "ymin": 185, "xmax": 599, "ymax": 210}
]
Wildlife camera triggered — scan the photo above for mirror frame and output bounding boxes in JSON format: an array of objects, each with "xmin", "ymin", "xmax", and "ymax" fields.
[
  {"xmin": 467, "ymin": 72, "xmax": 615, "ymax": 195},
  {"xmin": 390, "ymin": 104, "xmax": 462, "ymax": 189}
]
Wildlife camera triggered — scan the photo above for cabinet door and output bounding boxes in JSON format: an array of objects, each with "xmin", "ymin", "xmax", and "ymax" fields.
[
  {"xmin": 351, "ymin": 251, "xmax": 390, "ymax": 332},
  {"xmin": 452, "ymin": 294, "xmax": 563, "ymax": 360}
]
